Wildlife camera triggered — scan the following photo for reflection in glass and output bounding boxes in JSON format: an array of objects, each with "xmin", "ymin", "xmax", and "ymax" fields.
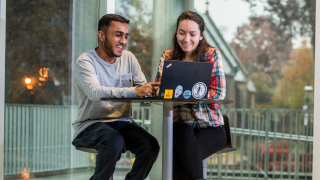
[
  {"xmin": 6, "ymin": 1, "xmax": 73, "ymax": 105},
  {"xmin": 4, "ymin": 0, "xmax": 99, "ymax": 179},
  {"xmin": 194, "ymin": 0, "xmax": 315, "ymax": 179},
  {"xmin": 116, "ymin": 0, "xmax": 153, "ymax": 81}
]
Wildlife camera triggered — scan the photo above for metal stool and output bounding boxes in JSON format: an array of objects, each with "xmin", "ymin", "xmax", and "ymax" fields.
[
  {"xmin": 202, "ymin": 115, "xmax": 237, "ymax": 179},
  {"xmin": 75, "ymin": 147, "xmax": 113, "ymax": 180}
]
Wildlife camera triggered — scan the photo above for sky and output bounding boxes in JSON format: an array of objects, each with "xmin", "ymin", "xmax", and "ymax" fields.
[{"xmin": 195, "ymin": 0, "xmax": 253, "ymax": 43}]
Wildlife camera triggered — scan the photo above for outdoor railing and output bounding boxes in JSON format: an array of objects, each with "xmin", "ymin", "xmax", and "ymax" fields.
[
  {"xmin": 3, "ymin": 104, "xmax": 313, "ymax": 180},
  {"xmin": 211, "ymin": 108, "xmax": 314, "ymax": 180}
]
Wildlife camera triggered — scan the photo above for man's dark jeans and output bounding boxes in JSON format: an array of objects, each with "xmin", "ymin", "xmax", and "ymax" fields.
[{"xmin": 72, "ymin": 121, "xmax": 160, "ymax": 180}]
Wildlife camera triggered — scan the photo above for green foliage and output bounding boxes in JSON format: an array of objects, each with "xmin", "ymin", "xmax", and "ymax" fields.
[
  {"xmin": 230, "ymin": 15, "xmax": 292, "ymax": 107},
  {"xmin": 232, "ymin": 0, "xmax": 315, "ymax": 109},
  {"xmin": 6, "ymin": 0, "xmax": 72, "ymax": 105},
  {"xmin": 250, "ymin": 72, "xmax": 274, "ymax": 108},
  {"xmin": 243, "ymin": 0, "xmax": 316, "ymax": 47},
  {"xmin": 272, "ymin": 41, "xmax": 314, "ymax": 109}
]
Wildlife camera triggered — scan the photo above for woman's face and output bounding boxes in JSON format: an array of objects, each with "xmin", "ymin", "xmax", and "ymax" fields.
[{"xmin": 176, "ymin": 19, "xmax": 203, "ymax": 56}]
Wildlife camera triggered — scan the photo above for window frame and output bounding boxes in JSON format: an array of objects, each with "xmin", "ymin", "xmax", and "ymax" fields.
[
  {"xmin": 312, "ymin": 0, "xmax": 320, "ymax": 178},
  {"xmin": 0, "ymin": 0, "xmax": 6, "ymax": 178}
]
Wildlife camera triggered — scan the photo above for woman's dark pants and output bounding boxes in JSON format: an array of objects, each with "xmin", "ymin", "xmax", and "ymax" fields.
[{"xmin": 172, "ymin": 122, "xmax": 227, "ymax": 180}]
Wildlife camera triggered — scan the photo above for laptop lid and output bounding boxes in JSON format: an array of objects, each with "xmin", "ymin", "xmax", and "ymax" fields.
[{"xmin": 158, "ymin": 60, "xmax": 213, "ymax": 99}]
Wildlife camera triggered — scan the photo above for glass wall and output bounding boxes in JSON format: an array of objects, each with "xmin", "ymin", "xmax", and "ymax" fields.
[
  {"xmin": 2, "ymin": 0, "xmax": 317, "ymax": 179},
  {"xmin": 4, "ymin": 1, "xmax": 73, "ymax": 179},
  {"xmin": 193, "ymin": 0, "xmax": 315, "ymax": 179},
  {"xmin": 3, "ymin": 0, "xmax": 100, "ymax": 179},
  {"xmin": 3, "ymin": 0, "xmax": 187, "ymax": 179}
]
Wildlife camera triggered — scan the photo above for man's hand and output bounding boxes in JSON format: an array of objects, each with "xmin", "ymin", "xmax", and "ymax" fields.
[{"xmin": 135, "ymin": 82, "xmax": 161, "ymax": 97}]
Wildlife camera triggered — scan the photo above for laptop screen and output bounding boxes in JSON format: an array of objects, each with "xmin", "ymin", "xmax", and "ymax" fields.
[{"xmin": 158, "ymin": 60, "xmax": 213, "ymax": 100}]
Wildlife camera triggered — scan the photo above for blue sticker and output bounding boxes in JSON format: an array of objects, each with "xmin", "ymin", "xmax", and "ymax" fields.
[{"xmin": 183, "ymin": 90, "xmax": 191, "ymax": 99}]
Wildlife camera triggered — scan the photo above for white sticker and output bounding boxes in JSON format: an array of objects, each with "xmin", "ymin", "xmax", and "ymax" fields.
[
  {"xmin": 166, "ymin": 63, "xmax": 172, "ymax": 68},
  {"xmin": 192, "ymin": 82, "xmax": 207, "ymax": 99},
  {"xmin": 174, "ymin": 85, "xmax": 183, "ymax": 98}
]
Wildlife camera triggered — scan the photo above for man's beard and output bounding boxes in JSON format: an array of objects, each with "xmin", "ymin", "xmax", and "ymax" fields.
[{"xmin": 103, "ymin": 36, "xmax": 122, "ymax": 58}]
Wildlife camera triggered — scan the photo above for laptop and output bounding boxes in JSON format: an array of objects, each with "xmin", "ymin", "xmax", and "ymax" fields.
[{"xmin": 157, "ymin": 60, "xmax": 213, "ymax": 99}]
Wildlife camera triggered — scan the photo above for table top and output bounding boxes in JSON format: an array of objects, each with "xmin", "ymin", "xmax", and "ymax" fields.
[{"xmin": 100, "ymin": 97, "xmax": 233, "ymax": 105}]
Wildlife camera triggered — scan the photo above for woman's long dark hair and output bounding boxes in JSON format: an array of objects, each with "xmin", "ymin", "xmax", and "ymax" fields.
[{"xmin": 171, "ymin": 11, "xmax": 211, "ymax": 62}]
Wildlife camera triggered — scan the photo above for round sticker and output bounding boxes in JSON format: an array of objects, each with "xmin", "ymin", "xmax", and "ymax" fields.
[
  {"xmin": 183, "ymin": 90, "xmax": 192, "ymax": 99},
  {"xmin": 174, "ymin": 85, "xmax": 183, "ymax": 98},
  {"xmin": 192, "ymin": 82, "xmax": 207, "ymax": 99}
]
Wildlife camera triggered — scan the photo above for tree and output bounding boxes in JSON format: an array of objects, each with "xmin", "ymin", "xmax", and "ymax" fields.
[
  {"xmin": 230, "ymin": 16, "xmax": 292, "ymax": 107},
  {"xmin": 244, "ymin": 0, "xmax": 316, "ymax": 47},
  {"xmin": 233, "ymin": 0, "xmax": 315, "ymax": 108},
  {"xmin": 231, "ymin": 16, "xmax": 292, "ymax": 77},
  {"xmin": 272, "ymin": 41, "xmax": 314, "ymax": 109},
  {"xmin": 6, "ymin": 0, "xmax": 72, "ymax": 105}
]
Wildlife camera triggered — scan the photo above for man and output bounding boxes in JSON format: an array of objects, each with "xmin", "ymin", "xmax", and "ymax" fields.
[{"xmin": 72, "ymin": 14, "xmax": 160, "ymax": 180}]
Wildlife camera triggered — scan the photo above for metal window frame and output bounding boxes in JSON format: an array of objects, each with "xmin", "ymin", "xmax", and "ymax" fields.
[
  {"xmin": 0, "ymin": 0, "xmax": 6, "ymax": 179},
  {"xmin": 313, "ymin": 1, "xmax": 320, "ymax": 179}
]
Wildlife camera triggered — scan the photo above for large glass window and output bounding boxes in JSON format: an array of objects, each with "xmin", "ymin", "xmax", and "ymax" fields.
[
  {"xmin": 5, "ymin": 1, "xmax": 72, "ymax": 105},
  {"xmin": 4, "ymin": 0, "xmax": 100, "ymax": 179},
  {"xmin": 2, "ymin": 0, "xmax": 316, "ymax": 179},
  {"xmin": 194, "ymin": 0, "xmax": 315, "ymax": 179},
  {"xmin": 3, "ymin": 0, "xmax": 182, "ymax": 179},
  {"xmin": 4, "ymin": 1, "xmax": 74, "ymax": 179}
]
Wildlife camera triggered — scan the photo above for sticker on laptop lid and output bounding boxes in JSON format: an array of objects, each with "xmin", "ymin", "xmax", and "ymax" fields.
[
  {"xmin": 192, "ymin": 82, "xmax": 207, "ymax": 99},
  {"xmin": 174, "ymin": 85, "xmax": 183, "ymax": 98},
  {"xmin": 164, "ymin": 89, "xmax": 173, "ymax": 99},
  {"xmin": 166, "ymin": 63, "xmax": 172, "ymax": 68},
  {"xmin": 183, "ymin": 90, "xmax": 191, "ymax": 99}
]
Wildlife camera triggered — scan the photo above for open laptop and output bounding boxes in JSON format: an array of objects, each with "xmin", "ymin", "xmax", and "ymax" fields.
[{"xmin": 157, "ymin": 60, "xmax": 213, "ymax": 99}]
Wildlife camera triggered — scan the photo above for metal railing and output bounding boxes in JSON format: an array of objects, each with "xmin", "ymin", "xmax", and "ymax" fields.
[
  {"xmin": 4, "ymin": 104, "xmax": 72, "ymax": 175},
  {"xmin": 206, "ymin": 109, "xmax": 314, "ymax": 180},
  {"xmin": 3, "ymin": 104, "xmax": 151, "ymax": 176},
  {"xmin": 4, "ymin": 104, "xmax": 313, "ymax": 179}
]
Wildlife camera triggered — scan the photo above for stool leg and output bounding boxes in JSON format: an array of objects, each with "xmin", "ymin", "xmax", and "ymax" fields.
[{"xmin": 203, "ymin": 158, "xmax": 208, "ymax": 179}]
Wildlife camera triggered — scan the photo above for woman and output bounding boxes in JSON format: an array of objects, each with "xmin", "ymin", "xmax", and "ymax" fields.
[{"xmin": 155, "ymin": 11, "xmax": 227, "ymax": 180}]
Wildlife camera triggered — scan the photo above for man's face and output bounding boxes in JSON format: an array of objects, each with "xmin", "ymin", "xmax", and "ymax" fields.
[{"xmin": 100, "ymin": 21, "xmax": 129, "ymax": 58}]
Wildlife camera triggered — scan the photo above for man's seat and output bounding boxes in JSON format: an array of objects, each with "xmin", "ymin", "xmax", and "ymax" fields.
[
  {"xmin": 76, "ymin": 147, "xmax": 97, "ymax": 153},
  {"xmin": 202, "ymin": 115, "xmax": 237, "ymax": 178}
]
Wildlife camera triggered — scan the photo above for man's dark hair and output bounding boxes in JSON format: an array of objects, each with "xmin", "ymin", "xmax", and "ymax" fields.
[{"xmin": 98, "ymin": 14, "xmax": 130, "ymax": 32}]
